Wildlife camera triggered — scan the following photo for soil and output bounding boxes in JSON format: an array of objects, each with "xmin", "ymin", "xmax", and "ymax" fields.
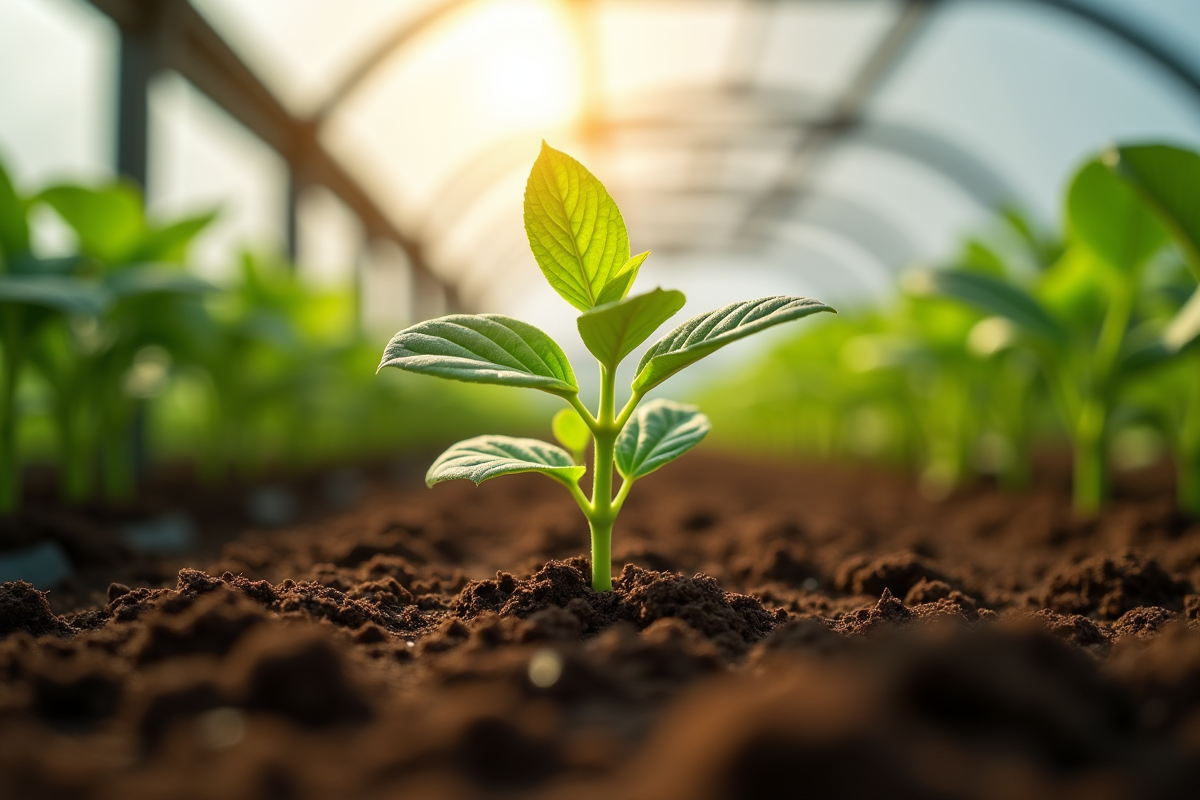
[{"xmin": 3, "ymin": 451, "xmax": 1200, "ymax": 799}]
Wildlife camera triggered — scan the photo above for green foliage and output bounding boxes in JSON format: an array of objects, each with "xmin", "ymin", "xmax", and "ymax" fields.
[
  {"xmin": 551, "ymin": 407, "xmax": 590, "ymax": 463},
  {"xmin": 0, "ymin": 160, "xmax": 521, "ymax": 513},
  {"xmin": 378, "ymin": 314, "xmax": 578, "ymax": 397},
  {"xmin": 0, "ymin": 162, "xmax": 29, "ymax": 259},
  {"xmin": 426, "ymin": 435, "xmax": 585, "ymax": 487},
  {"xmin": 1067, "ymin": 159, "xmax": 1167, "ymax": 274},
  {"xmin": 577, "ymin": 288, "xmax": 685, "ymax": 371},
  {"xmin": 1107, "ymin": 144, "xmax": 1200, "ymax": 276},
  {"xmin": 633, "ymin": 297, "xmax": 834, "ymax": 394},
  {"xmin": 616, "ymin": 399, "xmax": 710, "ymax": 480},
  {"xmin": 523, "ymin": 142, "xmax": 632, "ymax": 311},
  {"xmin": 702, "ymin": 140, "xmax": 1200, "ymax": 516},
  {"xmin": 381, "ymin": 143, "xmax": 833, "ymax": 590},
  {"xmin": 907, "ymin": 269, "xmax": 1065, "ymax": 344}
]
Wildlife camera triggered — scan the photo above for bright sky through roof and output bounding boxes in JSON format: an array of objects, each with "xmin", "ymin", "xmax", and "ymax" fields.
[{"xmin": 473, "ymin": 2, "xmax": 580, "ymax": 125}]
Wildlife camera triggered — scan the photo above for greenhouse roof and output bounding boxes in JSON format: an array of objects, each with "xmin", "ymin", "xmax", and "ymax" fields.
[{"xmin": 3, "ymin": 0, "xmax": 1200, "ymax": 352}]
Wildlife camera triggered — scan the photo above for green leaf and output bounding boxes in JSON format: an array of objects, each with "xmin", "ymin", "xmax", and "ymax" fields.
[
  {"xmin": 1067, "ymin": 158, "xmax": 1167, "ymax": 274},
  {"xmin": 0, "ymin": 275, "xmax": 108, "ymax": 316},
  {"xmin": 1107, "ymin": 144, "xmax": 1200, "ymax": 278},
  {"xmin": 523, "ymin": 142, "xmax": 630, "ymax": 311},
  {"xmin": 1164, "ymin": 285, "xmax": 1200, "ymax": 354},
  {"xmin": 552, "ymin": 408, "xmax": 590, "ymax": 457},
  {"xmin": 0, "ymin": 160, "xmax": 30, "ymax": 259},
  {"xmin": 6, "ymin": 253, "xmax": 83, "ymax": 277},
  {"xmin": 616, "ymin": 399, "xmax": 710, "ymax": 480},
  {"xmin": 907, "ymin": 268, "xmax": 1067, "ymax": 344},
  {"xmin": 105, "ymin": 266, "xmax": 214, "ymax": 298},
  {"xmin": 378, "ymin": 313, "xmax": 578, "ymax": 397},
  {"xmin": 38, "ymin": 183, "xmax": 145, "ymax": 264},
  {"xmin": 131, "ymin": 211, "xmax": 218, "ymax": 263},
  {"xmin": 577, "ymin": 287, "xmax": 686, "ymax": 371},
  {"xmin": 426, "ymin": 435, "xmax": 585, "ymax": 487},
  {"xmin": 632, "ymin": 296, "xmax": 835, "ymax": 394},
  {"xmin": 595, "ymin": 251, "xmax": 649, "ymax": 305}
]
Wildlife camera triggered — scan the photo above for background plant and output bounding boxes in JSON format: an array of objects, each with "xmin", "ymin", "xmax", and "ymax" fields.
[
  {"xmin": 0, "ymin": 157, "xmax": 523, "ymax": 514},
  {"xmin": 702, "ymin": 142, "xmax": 1200, "ymax": 515},
  {"xmin": 378, "ymin": 143, "xmax": 834, "ymax": 591}
]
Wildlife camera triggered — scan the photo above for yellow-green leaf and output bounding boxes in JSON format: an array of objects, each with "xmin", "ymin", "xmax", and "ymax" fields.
[{"xmin": 523, "ymin": 142, "xmax": 630, "ymax": 311}]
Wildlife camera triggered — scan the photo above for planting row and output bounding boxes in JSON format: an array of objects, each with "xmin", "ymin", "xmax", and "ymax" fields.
[
  {"xmin": 703, "ymin": 143, "xmax": 1200, "ymax": 515},
  {"xmin": 0, "ymin": 159, "xmax": 521, "ymax": 514}
]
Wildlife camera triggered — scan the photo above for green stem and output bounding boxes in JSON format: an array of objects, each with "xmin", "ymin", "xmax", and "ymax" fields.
[
  {"xmin": 588, "ymin": 364, "xmax": 618, "ymax": 592},
  {"xmin": 1070, "ymin": 277, "xmax": 1134, "ymax": 513},
  {"xmin": 1073, "ymin": 398, "xmax": 1106, "ymax": 513},
  {"xmin": 568, "ymin": 393, "xmax": 599, "ymax": 431},
  {"xmin": 612, "ymin": 475, "xmax": 634, "ymax": 513},
  {"xmin": 1178, "ymin": 458, "xmax": 1200, "ymax": 518},
  {"xmin": 58, "ymin": 403, "xmax": 88, "ymax": 503},
  {"xmin": 100, "ymin": 389, "xmax": 136, "ymax": 504},
  {"xmin": 1178, "ymin": 366, "xmax": 1200, "ymax": 517},
  {"xmin": 589, "ymin": 517, "xmax": 613, "ymax": 592},
  {"xmin": 0, "ymin": 322, "xmax": 22, "ymax": 515}
]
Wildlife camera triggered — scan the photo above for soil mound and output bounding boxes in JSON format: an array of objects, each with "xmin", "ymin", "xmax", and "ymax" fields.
[
  {"xmin": 454, "ymin": 558, "xmax": 782, "ymax": 655},
  {"xmin": 0, "ymin": 581, "xmax": 72, "ymax": 638},
  {"xmin": 1041, "ymin": 551, "xmax": 1193, "ymax": 618}
]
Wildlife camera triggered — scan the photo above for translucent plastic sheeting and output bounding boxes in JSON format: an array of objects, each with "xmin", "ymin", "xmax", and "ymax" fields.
[
  {"xmin": 0, "ymin": 0, "xmax": 115, "ymax": 184},
  {"xmin": 148, "ymin": 73, "xmax": 289, "ymax": 280},
  {"xmin": 873, "ymin": 1, "xmax": 1200, "ymax": 221},
  {"xmin": 191, "ymin": 0, "xmax": 448, "ymax": 116}
]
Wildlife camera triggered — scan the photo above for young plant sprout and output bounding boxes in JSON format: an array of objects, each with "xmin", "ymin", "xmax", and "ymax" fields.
[
  {"xmin": 378, "ymin": 143, "xmax": 834, "ymax": 590},
  {"xmin": 909, "ymin": 144, "xmax": 1200, "ymax": 513}
]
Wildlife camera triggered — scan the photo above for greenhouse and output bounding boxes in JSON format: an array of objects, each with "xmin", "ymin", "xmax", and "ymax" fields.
[{"xmin": 2, "ymin": 1, "xmax": 1200, "ymax": 797}]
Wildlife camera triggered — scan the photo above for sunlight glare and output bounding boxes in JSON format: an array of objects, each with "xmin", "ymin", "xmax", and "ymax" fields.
[{"xmin": 473, "ymin": 1, "xmax": 580, "ymax": 127}]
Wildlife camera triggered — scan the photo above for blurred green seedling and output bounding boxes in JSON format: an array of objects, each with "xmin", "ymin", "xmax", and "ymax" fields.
[
  {"xmin": 911, "ymin": 143, "xmax": 1200, "ymax": 513},
  {"xmin": 378, "ymin": 143, "xmax": 834, "ymax": 590},
  {"xmin": 0, "ymin": 166, "xmax": 214, "ymax": 512}
]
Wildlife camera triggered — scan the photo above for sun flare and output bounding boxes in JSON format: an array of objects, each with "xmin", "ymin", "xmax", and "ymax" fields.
[{"xmin": 472, "ymin": 1, "xmax": 581, "ymax": 126}]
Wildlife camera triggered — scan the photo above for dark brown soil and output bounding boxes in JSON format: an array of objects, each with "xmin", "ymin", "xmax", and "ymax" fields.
[{"xmin": 3, "ymin": 452, "xmax": 1200, "ymax": 799}]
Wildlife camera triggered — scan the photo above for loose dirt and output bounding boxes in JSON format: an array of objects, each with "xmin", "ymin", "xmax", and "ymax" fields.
[{"xmin": 3, "ymin": 452, "xmax": 1200, "ymax": 799}]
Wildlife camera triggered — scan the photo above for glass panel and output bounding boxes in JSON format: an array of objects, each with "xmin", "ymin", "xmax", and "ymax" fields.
[
  {"xmin": 1083, "ymin": 0, "xmax": 1200, "ymax": 77},
  {"xmin": 321, "ymin": 0, "xmax": 582, "ymax": 224},
  {"xmin": 754, "ymin": 0, "xmax": 899, "ymax": 101},
  {"xmin": 297, "ymin": 186, "xmax": 364, "ymax": 287},
  {"xmin": 872, "ymin": 1, "xmax": 1200, "ymax": 222},
  {"xmin": 593, "ymin": 0, "xmax": 742, "ymax": 105},
  {"xmin": 148, "ymin": 72, "xmax": 288, "ymax": 281},
  {"xmin": 0, "ymin": 0, "xmax": 115, "ymax": 184},
  {"xmin": 192, "ymin": 0, "xmax": 448, "ymax": 115}
]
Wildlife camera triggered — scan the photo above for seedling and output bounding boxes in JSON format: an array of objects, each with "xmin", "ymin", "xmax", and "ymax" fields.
[
  {"xmin": 378, "ymin": 144, "xmax": 833, "ymax": 590},
  {"xmin": 910, "ymin": 144, "xmax": 1200, "ymax": 512}
]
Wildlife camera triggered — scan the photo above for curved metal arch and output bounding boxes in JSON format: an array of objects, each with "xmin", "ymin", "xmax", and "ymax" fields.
[
  {"xmin": 412, "ymin": 87, "xmax": 1018, "ymax": 247},
  {"xmin": 312, "ymin": 0, "xmax": 1200, "ymax": 130},
  {"xmin": 292, "ymin": 0, "xmax": 1200, "ymax": 312},
  {"xmin": 311, "ymin": 0, "xmax": 479, "ymax": 122},
  {"xmin": 1024, "ymin": 0, "xmax": 1200, "ymax": 105},
  {"xmin": 439, "ymin": 178, "xmax": 916, "ymax": 312},
  {"xmin": 471, "ymin": 235, "xmax": 882, "ymax": 315}
]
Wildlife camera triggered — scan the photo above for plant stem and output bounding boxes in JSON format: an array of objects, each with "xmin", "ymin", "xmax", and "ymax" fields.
[
  {"xmin": 1179, "ymin": 457, "xmax": 1200, "ymax": 518},
  {"xmin": 588, "ymin": 364, "xmax": 618, "ymax": 592},
  {"xmin": 1178, "ymin": 365, "xmax": 1200, "ymax": 517},
  {"xmin": 59, "ymin": 403, "xmax": 88, "ymax": 503},
  {"xmin": 1070, "ymin": 276, "xmax": 1133, "ymax": 513},
  {"xmin": 589, "ymin": 517, "xmax": 613, "ymax": 592},
  {"xmin": 0, "ymin": 319, "xmax": 22, "ymax": 515},
  {"xmin": 1073, "ymin": 398, "xmax": 1106, "ymax": 513},
  {"xmin": 100, "ymin": 388, "xmax": 136, "ymax": 504}
]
